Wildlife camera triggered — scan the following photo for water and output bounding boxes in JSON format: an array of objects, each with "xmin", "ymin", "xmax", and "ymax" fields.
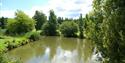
[{"xmin": 7, "ymin": 36, "xmax": 102, "ymax": 63}]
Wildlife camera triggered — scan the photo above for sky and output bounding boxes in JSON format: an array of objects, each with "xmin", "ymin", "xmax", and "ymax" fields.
[{"xmin": 0, "ymin": 0, "xmax": 93, "ymax": 18}]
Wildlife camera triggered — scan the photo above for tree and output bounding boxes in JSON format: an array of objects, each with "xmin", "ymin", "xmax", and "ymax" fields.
[
  {"xmin": 85, "ymin": 0, "xmax": 125, "ymax": 62},
  {"xmin": 57, "ymin": 17, "xmax": 63, "ymax": 24},
  {"xmin": 100, "ymin": 0, "xmax": 125, "ymax": 62},
  {"xmin": 60, "ymin": 21, "xmax": 78, "ymax": 37},
  {"xmin": 42, "ymin": 10, "xmax": 57, "ymax": 36},
  {"xmin": 0, "ymin": 17, "xmax": 7, "ymax": 29},
  {"xmin": 33, "ymin": 10, "xmax": 47, "ymax": 30},
  {"xmin": 6, "ymin": 10, "xmax": 35, "ymax": 35},
  {"xmin": 78, "ymin": 14, "xmax": 84, "ymax": 38}
]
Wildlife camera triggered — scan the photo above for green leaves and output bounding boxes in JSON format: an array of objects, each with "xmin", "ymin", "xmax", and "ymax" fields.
[
  {"xmin": 60, "ymin": 21, "xmax": 78, "ymax": 37},
  {"xmin": 6, "ymin": 10, "xmax": 35, "ymax": 35},
  {"xmin": 86, "ymin": 0, "xmax": 125, "ymax": 62},
  {"xmin": 42, "ymin": 10, "xmax": 57, "ymax": 36},
  {"xmin": 78, "ymin": 14, "xmax": 84, "ymax": 38},
  {"xmin": 33, "ymin": 10, "xmax": 47, "ymax": 30}
]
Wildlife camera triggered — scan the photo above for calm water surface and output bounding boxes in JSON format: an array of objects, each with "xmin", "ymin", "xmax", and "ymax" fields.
[{"xmin": 7, "ymin": 36, "xmax": 101, "ymax": 63}]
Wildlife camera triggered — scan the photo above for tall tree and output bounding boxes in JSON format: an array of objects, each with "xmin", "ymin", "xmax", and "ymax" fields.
[
  {"xmin": 101, "ymin": 0, "xmax": 125, "ymax": 62},
  {"xmin": 33, "ymin": 11, "xmax": 47, "ymax": 30},
  {"xmin": 78, "ymin": 14, "xmax": 84, "ymax": 38},
  {"xmin": 42, "ymin": 10, "xmax": 57, "ymax": 36},
  {"xmin": 48, "ymin": 10, "xmax": 57, "ymax": 35},
  {"xmin": 85, "ymin": 0, "xmax": 125, "ymax": 62}
]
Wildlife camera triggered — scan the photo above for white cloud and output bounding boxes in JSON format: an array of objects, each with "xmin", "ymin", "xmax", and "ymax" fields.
[
  {"xmin": 0, "ymin": 0, "xmax": 93, "ymax": 18},
  {"xmin": 0, "ymin": 10, "xmax": 15, "ymax": 18}
]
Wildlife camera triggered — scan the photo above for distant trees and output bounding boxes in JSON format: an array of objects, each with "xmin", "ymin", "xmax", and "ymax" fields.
[
  {"xmin": 42, "ymin": 10, "xmax": 57, "ymax": 36},
  {"xmin": 0, "ymin": 9, "xmax": 86, "ymax": 38},
  {"xmin": 57, "ymin": 17, "xmax": 63, "ymax": 24},
  {"xmin": 6, "ymin": 10, "xmax": 35, "ymax": 35},
  {"xmin": 33, "ymin": 11, "xmax": 47, "ymax": 30},
  {"xmin": 0, "ymin": 17, "xmax": 7, "ymax": 29},
  {"xmin": 60, "ymin": 21, "xmax": 78, "ymax": 37}
]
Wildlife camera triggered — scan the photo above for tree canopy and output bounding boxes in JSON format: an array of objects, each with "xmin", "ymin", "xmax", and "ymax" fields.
[
  {"xmin": 60, "ymin": 21, "xmax": 78, "ymax": 37},
  {"xmin": 33, "ymin": 10, "xmax": 47, "ymax": 30},
  {"xmin": 42, "ymin": 10, "xmax": 57, "ymax": 36},
  {"xmin": 6, "ymin": 10, "xmax": 35, "ymax": 35},
  {"xmin": 85, "ymin": 0, "xmax": 125, "ymax": 62}
]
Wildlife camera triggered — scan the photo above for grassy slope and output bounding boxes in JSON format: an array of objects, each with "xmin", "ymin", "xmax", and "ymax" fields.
[{"xmin": 0, "ymin": 35, "xmax": 28, "ymax": 53}]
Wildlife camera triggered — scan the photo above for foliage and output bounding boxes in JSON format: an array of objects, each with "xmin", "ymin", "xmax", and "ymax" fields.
[
  {"xmin": 0, "ymin": 53, "xmax": 21, "ymax": 63},
  {"xmin": 42, "ymin": 10, "xmax": 57, "ymax": 36},
  {"xmin": 85, "ymin": 0, "xmax": 125, "ymax": 63},
  {"xmin": 6, "ymin": 10, "xmax": 35, "ymax": 35},
  {"xmin": 42, "ymin": 22, "xmax": 54, "ymax": 36},
  {"xmin": 78, "ymin": 14, "xmax": 84, "ymax": 38},
  {"xmin": 33, "ymin": 10, "xmax": 47, "ymax": 30},
  {"xmin": 26, "ymin": 31, "xmax": 41, "ymax": 41},
  {"xmin": 57, "ymin": 17, "xmax": 63, "ymax": 24},
  {"xmin": 60, "ymin": 21, "xmax": 78, "ymax": 37},
  {"xmin": 0, "ymin": 17, "xmax": 7, "ymax": 29}
]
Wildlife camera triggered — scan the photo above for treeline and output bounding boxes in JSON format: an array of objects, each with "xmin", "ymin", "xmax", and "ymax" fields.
[
  {"xmin": 0, "ymin": 10, "xmax": 84, "ymax": 63},
  {"xmin": 0, "ymin": 10, "xmax": 85, "ymax": 38}
]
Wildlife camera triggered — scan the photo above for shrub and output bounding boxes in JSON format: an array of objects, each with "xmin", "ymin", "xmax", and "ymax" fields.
[
  {"xmin": 6, "ymin": 10, "xmax": 35, "ymax": 35},
  {"xmin": 42, "ymin": 22, "xmax": 57, "ymax": 36},
  {"xmin": 60, "ymin": 21, "xmax": 78, "ymax": 37},
  {"xmin": 26, "ymin": 31, "xmax": 41, "ymax": 41}
]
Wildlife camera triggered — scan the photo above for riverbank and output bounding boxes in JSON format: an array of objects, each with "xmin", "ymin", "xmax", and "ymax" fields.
[
  {"xmin": 0, "ymin": 36, "xmax": 28, "ymax": 53},
  {"xmin": 0, "ymin": 30, "xmax": 41, "ymax": 53}
]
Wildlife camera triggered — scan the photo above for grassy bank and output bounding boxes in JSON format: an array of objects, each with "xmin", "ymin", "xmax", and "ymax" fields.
[
  {"xmin": 0, "ymin": 30, "xmax": 41, "ymax": 53},
  {"xmin": 0, "ymin": 36, "xmax": 28, "ymax": 53},
  {"xmin": 0, "ymin": 28, "xmax": 41, "ymax": 63},
  {"xmin": 0, "ymin": 35, "xmax": 28, "ymax": 63}
]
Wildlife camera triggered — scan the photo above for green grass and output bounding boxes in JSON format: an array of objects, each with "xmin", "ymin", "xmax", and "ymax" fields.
[
  {"xmin": 0, "ymin": 30, "xmax": 41, "ymax": 53},
  {"xmin": 0, "ymin": 29, "xmax": 41, "ymax": 63},
  {"xmin": 0, "ymin": 35, "xmax": 28, "ymax": 52}
]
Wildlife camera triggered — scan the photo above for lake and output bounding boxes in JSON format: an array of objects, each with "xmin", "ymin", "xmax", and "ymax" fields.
[{"xmin": 7, "ymin": 36, "xmax": 102, "ymax": 63}]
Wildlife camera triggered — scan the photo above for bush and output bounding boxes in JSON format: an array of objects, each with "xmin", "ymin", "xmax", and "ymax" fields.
[
  {"xmin": 6, "ymin": 10, "xmax": 35, "ymax": 35},
  {"xmin": 26, "ymin": 31, "xmax": 41, "ymax": 41},
  {"xmin": 60, "ymin": 21, "xmax": 78, "ymax": 37},
  {"xmin": 42, "ymin": 22, "xmax": 57, "ymax": 36}
]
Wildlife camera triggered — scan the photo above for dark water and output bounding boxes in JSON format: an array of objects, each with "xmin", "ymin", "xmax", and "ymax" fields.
[{"xmin": 7, "ymin": 36, "xmax": 101, "ymax": 63}]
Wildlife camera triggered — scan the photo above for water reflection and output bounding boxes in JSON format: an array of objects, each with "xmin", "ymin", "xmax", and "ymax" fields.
[
  {"xmin": 27, "ymin": 46, "xmax": 79, "ymax": 63},
  {"xmin": 27, "ymin": 47, "xmax": 51, "ymax": 63},
  {"xmin": 51, "ymin": 46, "xmax": 78, "ymax": 63},
  {"xmin": 90, "ymin": 48, "xmax": 103, "ymax": 63},
  {"xmin": 7, "ymin": 36, "xmax": 102, "ymax": 63}
]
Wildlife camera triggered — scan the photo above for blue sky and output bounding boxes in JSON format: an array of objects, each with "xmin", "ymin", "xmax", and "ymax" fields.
[
  {"xmin": 0, "ymin": 0, "xmax": 93, "ymax": 18},
  {"xmin": 1, "ymin": 0, "xmax": 48, "ymax": 10}
]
